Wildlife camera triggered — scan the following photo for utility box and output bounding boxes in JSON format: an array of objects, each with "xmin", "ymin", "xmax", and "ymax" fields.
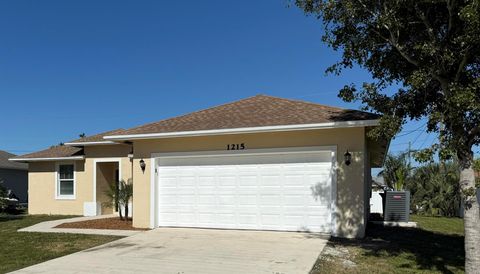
[{"xmin": 384, "ymin": 191, "xmax": 410, "ymax": 222}]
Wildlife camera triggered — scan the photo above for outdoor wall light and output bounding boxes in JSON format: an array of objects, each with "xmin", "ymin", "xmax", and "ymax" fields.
[
  {"xmin": 344, "ymin": 150, "xmax": 352, "ymax": 166},
  {"xmin": 139, "ymin": 159, "xmax": 146, "ymax": 173}
]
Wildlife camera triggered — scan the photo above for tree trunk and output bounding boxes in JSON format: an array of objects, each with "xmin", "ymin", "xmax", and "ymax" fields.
[
  {"xmin": 459, "ymin": 163, "xmax": 480, "ymax": 273},
  {"xmin": 124, "ymin": 204, "xmax": 129, "ymax": 222}
]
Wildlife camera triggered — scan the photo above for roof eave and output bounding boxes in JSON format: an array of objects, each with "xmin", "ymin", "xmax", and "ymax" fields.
[
  {"xmin": 104, "ymin": 119, "xmax": 380, "ymax": 141},
  {"xmin": 64, "ymin": 141, "xmax": 118, "ymax": 147},
  {"xmin": 0, "ymin": 165, "xmax": 28, "ymax": 171},
  {"xmin": 9, "ymin": 156, "xmax": 85, "ymax": 162}
]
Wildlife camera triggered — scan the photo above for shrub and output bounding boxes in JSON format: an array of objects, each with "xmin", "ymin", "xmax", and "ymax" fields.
[{"xmin": 408, "ymin": 162, "xmax": 461, "ymax": 217}]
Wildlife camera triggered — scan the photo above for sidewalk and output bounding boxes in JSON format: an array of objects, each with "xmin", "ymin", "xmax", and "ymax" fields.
[{"xmin": 18, "ymin": 215, "xmax": 143, "ymax": 237}]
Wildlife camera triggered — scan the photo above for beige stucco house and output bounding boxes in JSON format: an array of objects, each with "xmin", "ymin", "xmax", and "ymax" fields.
[{"xmin": 11, "ymin": 95, "xmax": 389, "ymax": 238}]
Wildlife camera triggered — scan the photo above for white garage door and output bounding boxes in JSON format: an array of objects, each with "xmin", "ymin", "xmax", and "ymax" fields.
[{"xmin": 155, "ymin": 148, "xmax": 335, "ymax": 233}]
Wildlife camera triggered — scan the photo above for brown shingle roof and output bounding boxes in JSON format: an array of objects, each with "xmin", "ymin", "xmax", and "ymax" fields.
[
  {"xmin": 12, "ymin": 145, "xmax": 83, "ymax": 160},
  {"xmin": 12, "ymin": 129, "xmax": 123, "ymax": 160},
  {"xmin": 68, "ymin": 129, "xmax": 125, "ymax": 143},
  {"xmin": 12, "ymin": 96, "xmax": 379, "ymax": 160},
  {"xmin": 114, "ymin": 95, "xmax": 380, "ymax": 136}
]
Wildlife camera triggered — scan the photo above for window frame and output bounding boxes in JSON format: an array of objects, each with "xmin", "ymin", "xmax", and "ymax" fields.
[{"xmin": 55, "ymin": 162, "xmax": 76, "ymax": 200}]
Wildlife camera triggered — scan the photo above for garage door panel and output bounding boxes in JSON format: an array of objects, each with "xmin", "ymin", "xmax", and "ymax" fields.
[
  {"xmin": 258, "ymin": 195, "xmax": 281, "ymax": 205},
  {"xmin": 237, "ymin": 205, "xmax": 258, "ymax": 213},
  {"xmin": 196, "ymin": 187, "xmax": 215, "ymax": 195},
  {"xmin": 236, "ymin": 187, "xmax": 258, "ymax": 194},
  {"xmin": 284, "ymin": 195, "xmax": 307, "ymax": 206},
  {"xmin": 216, "ymin": 214, "xmax": 236, "ymax": 224},
  {"xmin": 218, "ymin": 176, "xmax": 236, "ymax": 186},
  {"xmin": 216, "ymin": 166, "xmax": 237, "ymax": 173},
  {"xmin": 258, "ymin": 206, "xmax": 283, "ymax": 214},
  {"xmin": 281, "ymin": 206, "xmax": 308, "ymax": 215},
  {"xmin": 178, "ymin": 213, "xmax": 195, "ymax": 222},
  {"xmin": 197, "ymin": 205, "xmax": 217, "ymax": 212},
  {"xmin": 308, "ymin": 197, "xmax": 331, "ymax": 206},
  {"xmin": 157, "ymin": 150, "xmax": 334, "ymax": 233},
  {"xmin": 237, "ymin": 195, "xmax": 257, "ymax": 205},
  {"xmin": 158, "ymin": 167, "xmax": 180, "ymax": 174},
  {"xmin": 284, "ymin": 215, "xmax": 306, "ymax": 224},
  {"xmin": 196, "ymin": 167, "xmax": 217, "ymax": 174},
  {"xmin": 238, "ymin": 215, "xmax": 258, "ymax": 226},
  {"xmin": 260, "ymin": 214, "xmax": 282, "ymax": 225},
  {"xmin": 238, "ymin": 177, "xmax": 258, "ymax": 186},
  {"xmin": 175, "ymin": 189, "xmax": 195, "ymax": 196},
  {"xmin": 197, "ymin": 177, "xmax": 216, "ymax": 184},
  {"xmin": 197, "ymin": 195, "xmax": 216, "ymax": 204},
  {"xmin": 177, "ymin": 195, "xmax": 195, "ymax": 204},
  {"xmin": 159, "ymin": 212, "xmax": 177, "ymax": 222},
  {"xmin": 257, "ymin": 166, "xmax": 283, "ymax": 174},
  {"xmin": 217, "ymin": 196, "xmax": 235, "ymax": 205},
  {"xmin": 216, "ymin": 188, "xmax": 236, "ymax": 195},
  {"xmin": 283, "ymin": 174, "xmax": 304, "ymax": 181},
  {"xmin": 159, "ymin": 177, "xmax": 178, "ymax": 187},
  {"xmin": 198, "ymin": 213, "xmax": 216, "ymax": 223},
  {"xmin": 178, "ymin": 178, "xmax": 196, "ymax": 187},
  {"xmin": 158, "ymin": 195, "xmax": 177, "ymax": 204},
  {"xmin": 257, "ymin": 185, "xmax": 282, "ymax": 194},
  {"xmin": 258, "ymin": 176, "xmax": 282, "ymax": 186}
]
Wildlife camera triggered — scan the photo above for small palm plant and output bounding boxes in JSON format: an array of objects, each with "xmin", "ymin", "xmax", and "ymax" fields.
[
  {"xmin": 104, "ymin": 178, "xmax": 133, "ymax": 221},
  {"xmin": 379, "ymin": 153, "xmax": 411, "ymax": 191},
  {"xmin": 410, "ymin": 162, "xmax": 461, "ymax": 216}
]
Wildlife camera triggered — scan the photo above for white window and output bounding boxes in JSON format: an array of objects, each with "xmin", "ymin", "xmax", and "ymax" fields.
[{"xmin": 56, "ymin": 163, "xmax": 75, "ymax": 199}]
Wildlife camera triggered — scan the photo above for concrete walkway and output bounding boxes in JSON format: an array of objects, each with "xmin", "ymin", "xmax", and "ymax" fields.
[
  {"xmin": 18, "ymin": 215, "xmax": 142, "ymax": 237},
  {"xmin": 11, "ymin": 227, "xmax": 328, "ymax": 274}
]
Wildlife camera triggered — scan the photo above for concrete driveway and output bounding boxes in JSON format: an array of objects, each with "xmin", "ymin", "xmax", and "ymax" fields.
[{"xmin": 12, "ymin": 228, "xmax": 328, "ymax": 274}]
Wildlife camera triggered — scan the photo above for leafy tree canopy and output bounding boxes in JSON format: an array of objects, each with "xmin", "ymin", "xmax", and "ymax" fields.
[
  {"xmin": 474, "ymin": 158, "xmax": 480, "ymax": 171},
  {"xmin": 295, "ymin": 0, "xmax": 480, "ymax": 165}
]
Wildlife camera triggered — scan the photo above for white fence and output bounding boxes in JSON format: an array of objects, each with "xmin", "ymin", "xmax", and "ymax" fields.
[{"xmin": 370, "ymin": 191, "xmax": 384, "ymax": 214}]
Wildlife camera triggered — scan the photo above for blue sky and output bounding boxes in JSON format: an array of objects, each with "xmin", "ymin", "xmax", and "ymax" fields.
[{"xmin": 0, "ymin": 0, "xmax": 444, "ymax": 167}]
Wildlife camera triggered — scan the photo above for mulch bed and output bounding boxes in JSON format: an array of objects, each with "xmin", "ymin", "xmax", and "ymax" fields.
[{"xmin": 55, "ymin": 217, "xmax": 149, "ymax": 231}]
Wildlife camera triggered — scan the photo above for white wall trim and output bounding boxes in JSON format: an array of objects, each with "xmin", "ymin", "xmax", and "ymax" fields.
[
  {"xmin": 64, "ymin": 141, "xmax": 117, "ymax": 146},
  {"xmin": 92, "ymin": 158, "xmax": 122, "ymax": 211},
  {"xmin": 105, "ymin": 120, "xmax": 380, "ymax": 141},
  {"xmin": 151, "ymin": 146, "xmax": 337, "ymax": 159},
  {"xmin": 330, "ymin": 149, "xmax": 338, "ymax": 236},
  {"xmin": 10, "ymin": 156, "xmax": 85, "ymax": 162},
  {"xmin": 150, "ymin": 145, "xmax": 338, "ymax": 234},
  {"xmin": 149, "ymin": 157, "xmax": 157, "ymax": 228},
  {"xmin": 55, "ymin": 161, "xmax": 76, "ymax": 200}
]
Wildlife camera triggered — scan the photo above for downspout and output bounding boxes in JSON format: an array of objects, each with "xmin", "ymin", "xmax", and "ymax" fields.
[{"xmin": 130, "ymin": 143, "xmax": 134, "ymax": 220}]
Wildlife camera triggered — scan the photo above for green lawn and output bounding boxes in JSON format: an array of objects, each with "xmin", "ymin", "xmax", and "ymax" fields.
[
  {"xmin": 0, "ymin": 215, "xmax": 121, "ymax": 274},
  {"xmin": 310, "ymin": 215, "xmax": 465, "ymax": 274}
]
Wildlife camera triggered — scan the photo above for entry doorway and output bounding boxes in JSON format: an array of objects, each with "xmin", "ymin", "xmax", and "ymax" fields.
[{"xmin": 94, "ymin": 159, "xmax": 122, "ymax": 215}]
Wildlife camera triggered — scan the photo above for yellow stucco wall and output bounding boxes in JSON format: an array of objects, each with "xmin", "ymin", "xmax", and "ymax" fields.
[
  {"xmin": 27, "ymin": 144, "xmax": 132, "ymax": 216},
  {"xmin": 28, "ymin": 161, "xmax": 88, "ymax": 215},
  {"xmin": 131, "ymin": 127, "xmax": 368, "ymax": 238}
]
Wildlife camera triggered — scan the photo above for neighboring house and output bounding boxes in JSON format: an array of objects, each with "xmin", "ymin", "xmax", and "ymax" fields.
[
  {"xmin": 11, "ymin": 95, "xmax": 390, "ymax": 238},
  {"xmin": 0, "ymin": 150, "xmax": 28, "ymax": 203},
  {"xmin": 372, "ymin": 176, "xmax": 388, "ymax": 191}
]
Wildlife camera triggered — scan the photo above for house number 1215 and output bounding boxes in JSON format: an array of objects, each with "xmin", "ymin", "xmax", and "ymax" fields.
[{"xmin": 226, "ymin": 143, "xmax": 246, "ymax": 150}]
